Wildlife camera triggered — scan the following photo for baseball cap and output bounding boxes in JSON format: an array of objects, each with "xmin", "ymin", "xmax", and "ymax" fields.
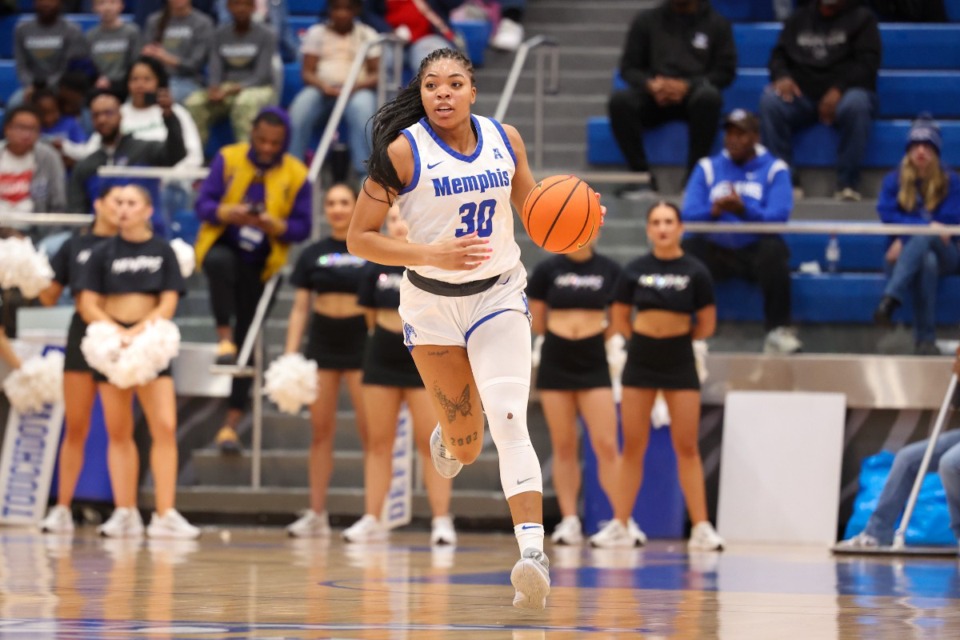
[{"xmin": 723, "ymin": 109, "xmax": 760, "ymax": 133}]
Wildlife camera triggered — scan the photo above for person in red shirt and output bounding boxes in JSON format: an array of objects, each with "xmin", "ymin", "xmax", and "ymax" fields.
[{"xmin": 363, "ymin": 0, "xmax": 463, "ymax": 74}]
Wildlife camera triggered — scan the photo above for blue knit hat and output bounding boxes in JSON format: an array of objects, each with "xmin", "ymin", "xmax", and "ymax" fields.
[{"xmin": 906, "ymin": 113, "xmax": 942, "ymax": 155}]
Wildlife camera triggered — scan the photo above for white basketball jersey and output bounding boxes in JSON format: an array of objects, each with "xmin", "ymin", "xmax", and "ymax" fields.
[{"xmin": 396, "ymin": 115, "xmax": 520, "ymax": 284}]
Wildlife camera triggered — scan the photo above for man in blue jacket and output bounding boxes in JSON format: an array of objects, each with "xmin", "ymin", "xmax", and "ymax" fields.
[{"xmin": 682, "ymin": 109, "xmax": 801, "ymax": 354}]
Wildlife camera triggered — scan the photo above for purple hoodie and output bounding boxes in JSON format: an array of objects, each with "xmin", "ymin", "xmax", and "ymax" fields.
[{"xmin": 196, "ymin": 106, "xmax": 312, "ymax": 264}]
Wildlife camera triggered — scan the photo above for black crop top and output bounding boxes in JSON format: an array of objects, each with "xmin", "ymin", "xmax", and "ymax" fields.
[
  {"xmin": 357, "ymin": 263, "xmax": 403, "ymax": 310},
  {"xmin": 526, "ymin": 252, "xmax": 622, "ymax": 310},
  {"xmin": 77, "ymin": 235, "xmax": 185, "ymax": 296},
  {"xmin": 289, "ymin": 238, "xmax": 367, "ymax": 294},
  {"xmin": 50, "ymin": 231, "xmax": 113, "ymax": 292},
  {"xmin": 613, "ymin": 253, "xmax": 714, "ymax": 314}
]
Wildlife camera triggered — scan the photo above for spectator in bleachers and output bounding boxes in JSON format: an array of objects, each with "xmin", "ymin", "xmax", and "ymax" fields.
[
  {"xmin": 32, "ymin": 88, "xmax": 88, "ymax": 148},
  {"xmin": 490, "ymin": 0, "xmax": 525, "ymax": 52},
  {"xmin": 194, "ymin": 107, "xmax": 312, "ymax": 453},
  {"xmin": 133, "ymin": 0, "xmax": 217, "ymax": 30},
  {"xmin": 184, "ymin": 0, "xmax": 278, "ymax": 149},
  {"xmin": 58, "ymin": 71, "xmax": 95, "ymax": 135},
  {"xmin": 681, "ymin": 109, "xmax": 801, "ymax": 354},
  {"xmin": 88, "ymin": 0, "xmax": 141, "ymax": 94},
  {"xmin": 759, "ymin": 0, "xmax": 881, "ymax": 202},
  {"xmin": 363, "ymin": 0, "xmax": 465, "ymax": 74},
  {"xmin": 873, "ymin": 115, "xmax": 960, "ymax": 356},
  {"xmin": 288, "ymin": 0, "xmax": 379, "ymax": 175},
  {"xmin": 67, "ymin": 89, "xmax": 186, "ymax": 234},
  {"xmin": 215, "ymin": 0, "xmax": 298, "ymax": 63},
  {"xmin": 11, "ymin": 0, "xmax": 90, "ymax": 107},
  {"xmin": 142, "ymin": 0, "xmax": 216, "ymax": 103},
  {"xmin": 608, "ymin": 0, "xmax": 736, "ymax": 199},
  {"xmin": 0, "ymin": 106, "xmax": 68, "ymax": 223}
]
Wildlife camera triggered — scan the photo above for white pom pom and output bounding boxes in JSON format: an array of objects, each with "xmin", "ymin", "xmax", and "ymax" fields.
[
  {"xmin": 650, "ymin": 391, "xmax": 671, "ymax": 429},
  {"xmin": 2, "ymin": 351, "xmax": 65, "ymax": 414},
  {"xmin": 693, "ymin": 339, "xmax": 709, "ymax": 383},
  {"xmin": 169, "ymin": 238, "xmax": 196, "ymax": 278},
  {"xmin": 81, "ymin": 320, "xmax": 180, "ymax": 389},
  {"xmin": 0, "ymin": 237, "xmax": 54, "ymax": 299},
  {"xmin": 264, "ymin": 353, "xmax": 318, "ymax": 414}
]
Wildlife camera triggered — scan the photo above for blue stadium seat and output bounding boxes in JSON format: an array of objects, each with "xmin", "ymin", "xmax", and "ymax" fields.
[
  {"xmin": 715, "ymin": 274, "xmax": 960, "ymax": 324},
  {"xmin": 711, "ymin": 0, "xmax": 776, "ymax": 21},
  {"xmin": 0, "ymin": 61, "xmax": 18, "ymax": 105},
  {"xmin": 288, "ymin": 15, "xmax": 315, "ymax": 39},
  {"xmin": 282, "ymin": 62, "xmax": 303, "ymax": 108},
  {"xmin": 783, "ymin": 234, "xmax": 888, "ymax": 272},
  {"xmin": 288, "ymin": 0, "xmax": 325, "ymax": 16},
  {"xmin": 452, "ymin": 19, "xmax": 492, "ymax": 68},
  {"xmin": 733, "ymin": 23, "xmax": 960, "ymax": 70},
  {"xmin": 586, "ymin": 117, "xmax": 960, "ymax": 169},
  {"xmin": 949, "ymin": 0, "xmax": 960, "ymax": 21}
]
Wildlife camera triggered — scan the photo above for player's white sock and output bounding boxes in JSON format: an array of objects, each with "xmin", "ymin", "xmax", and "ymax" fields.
[{"xmin": 515, "ymin": 523, "xmax": 545, "ymax": 555}]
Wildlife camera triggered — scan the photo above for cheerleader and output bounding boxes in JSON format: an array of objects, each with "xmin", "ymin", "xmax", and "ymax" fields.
[
  {"xmin": 38, "ymin": 184, "xmax": 121, "ymax": 534},
  {"xmin": 527, "ymin": 239, "xmax": 641, "ymax": 546},
  {"xmin": 284, "ymin": 184, "xmax": 369, "ymax": 537},
  {"xmin": 76, "ymin": 185, "xmax": 200, "ymax": 539},
  {"xmin": 594, "ymin": 201, "xmax": 723, "ymax": 551},
  {"xmin": 342, "ymin": 205, "xmax": 455, "ymax": 544}
]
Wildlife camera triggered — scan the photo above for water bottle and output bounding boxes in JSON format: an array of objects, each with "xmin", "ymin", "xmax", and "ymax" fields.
[{"xmin": 825, "ymin": 236, "xmax": 841, "ymax": 273}]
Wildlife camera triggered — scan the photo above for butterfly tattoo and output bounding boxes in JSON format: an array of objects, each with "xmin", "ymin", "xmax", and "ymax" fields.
[{"xmin": 435, "ymin": 384, "xmax": 472, "ymax": 422}]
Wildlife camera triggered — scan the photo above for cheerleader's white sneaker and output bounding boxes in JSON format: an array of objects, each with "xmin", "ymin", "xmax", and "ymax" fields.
[
  {"xmin": 589, "ymin": 519, "xmax": 634, "ymax": 549},
  {"xmin": 40, "ymin": 505, "xmax": 74, "ymax": 534},
  {"xmin": 550, "ymin": 515, "xmax": 583, "ymax": 545},
  {"xmin": 628, "ymin": 518, "xmax": 648, "ymax": 547},
  {"xmin": 97, "ymin": 507, "xmax": 144, "ymax": 539},
  {"xmin": 430, "ymin": 515, "xmax": 457, "ymax": 546},
  {"xmin": 342, "ymin": 514, "xmax": 388, "ymax": 543},
  {"xmin": 688, "ymin": 521, "xmax": 725, "ymax": 552},
  {"xmin": 147, "ymin": 509, "xmax": 201, "ymax": 540},
  {"xmin": 286, "ymin": 510, "xmax": 331, "ymax": 538}
]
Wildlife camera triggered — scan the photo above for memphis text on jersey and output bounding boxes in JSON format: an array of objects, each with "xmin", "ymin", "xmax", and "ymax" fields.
[{"xmin": 432, "ymin": 168, "xmax": 511, "ymax": 198}]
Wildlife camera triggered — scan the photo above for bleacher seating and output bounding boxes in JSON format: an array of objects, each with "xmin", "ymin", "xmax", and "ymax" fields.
[{"xmin": 587, "ymin": 23, "xmax": 960, "ymax": 171}]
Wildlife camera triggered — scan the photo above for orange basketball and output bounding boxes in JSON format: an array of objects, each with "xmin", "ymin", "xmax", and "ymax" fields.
[{"xmin": 522, "ymin": 175, "xmax": 601, "ymax": 254}]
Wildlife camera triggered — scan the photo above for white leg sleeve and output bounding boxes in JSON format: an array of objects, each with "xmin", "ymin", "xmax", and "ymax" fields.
[{"xmin": 466, "ymin": 311, "xmax": 542, "ymax": 500}]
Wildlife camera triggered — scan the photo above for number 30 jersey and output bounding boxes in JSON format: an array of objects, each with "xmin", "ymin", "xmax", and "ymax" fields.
[{"xmin": 396, "ymin": 114, "xmax": 521, "ymax": 284}]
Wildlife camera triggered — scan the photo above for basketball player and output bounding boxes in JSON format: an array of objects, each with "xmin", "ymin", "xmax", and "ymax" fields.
[
  {"xmin": 598, "ymin": 201, "xmax": 723, "ymax": 551},
  {"xmin": 348, "ymin": 48, "xmax": 603, "ymax": 609},
  {"xmin": 38, "ymin": 184, "xmax": 121, "ymax": 533}
]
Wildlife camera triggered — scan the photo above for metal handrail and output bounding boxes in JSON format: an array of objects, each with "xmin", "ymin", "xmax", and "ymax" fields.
[
  {"xmin": 98, "ymin": 166, "xmax": 210, "ymax": 181},
  {"xmin": 209, "ymin": 273, "xmax": 281, "ymax": 490},
  {"xmin": 682, "ymin": 221, "xmax": 960, "ymax": 236},
  {"xmin": 494, "ymin": 36, "xmax": 560, "ymax": 170},
  {"xmin": 0, "ymin": 213, "xmax": 94, "ymax": 226}
]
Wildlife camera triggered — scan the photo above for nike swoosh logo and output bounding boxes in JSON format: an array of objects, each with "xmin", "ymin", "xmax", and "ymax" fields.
[
  {"xmin": 427, "ymin": 161, "xmax": 444, "ymax": 169},
  {"xmin": 517, "ymin": 476, "xmax": 535, "ymax": 485},
  {"xmin": 500, "ymin": 276, "xmax": 511, "ymax": 285},
  {"xmin": 521, "ymin": 524, "xmax": 541, "ymax": 530}
]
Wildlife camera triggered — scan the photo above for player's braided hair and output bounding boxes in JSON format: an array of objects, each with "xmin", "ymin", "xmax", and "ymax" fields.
[{"xmin": 365, "ymin": 48, "xmax": 475, "ymax": 203}]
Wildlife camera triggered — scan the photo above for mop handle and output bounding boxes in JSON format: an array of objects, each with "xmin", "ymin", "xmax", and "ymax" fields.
[{"xmin": 893, "ymin": 372, "xmax": 958, "ymax": 547}]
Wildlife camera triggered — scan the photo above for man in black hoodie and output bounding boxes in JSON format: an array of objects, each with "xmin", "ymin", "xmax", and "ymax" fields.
[
  {"xmin": 759, "ymin": 0, "xmax": 881, "ymax": 201},
  {"xmin": 608, "ymin": 0, "xmax": 736, "ymax": 199}
]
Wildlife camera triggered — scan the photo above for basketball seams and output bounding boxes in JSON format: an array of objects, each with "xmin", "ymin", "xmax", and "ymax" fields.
[
  {"xmin": 558, "ymin": 184, "xmax": 596, "ymax": 253},
  {"xmin": 523, "ymin": 175, "xmax": 575, "ymax": 231},
  {"xmin": 540, "ymin": 179, "xmax": 583, "ymax": 250}
]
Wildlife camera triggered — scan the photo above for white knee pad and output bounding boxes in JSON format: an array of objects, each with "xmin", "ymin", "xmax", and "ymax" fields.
[{"xmin": 479, "ymin": 378, "xmax": 543, "ymax": 499}]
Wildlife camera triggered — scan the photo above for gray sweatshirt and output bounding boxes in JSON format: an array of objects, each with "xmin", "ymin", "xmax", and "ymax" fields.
[
  {"xmin": 209, "ymin": 22, "xmax": 276, "ymax": 88},
  {"xmin": 143, "ymin": 10, "xmax": 215, "ymax": 84},
  {"xmin": 87, "ymin": 22, "xmax": 141, "ymax": 84},
  {"xmin": 0, "ymin": 141, "xmax": 67, "ymax": 215},
  {"xmin": 14, "ymin": 18, "xmax": 89, "ymax": 87}
]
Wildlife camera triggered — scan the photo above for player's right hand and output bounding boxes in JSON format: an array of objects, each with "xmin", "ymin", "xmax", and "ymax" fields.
[{"xmin": 429, "ymin": 233, "xmax": 492, "ymax": 271}]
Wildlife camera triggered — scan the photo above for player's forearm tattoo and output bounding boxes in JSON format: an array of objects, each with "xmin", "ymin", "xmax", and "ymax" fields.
[
  {"xmin": 435, "ymin": 384, "xmax": 472, "ymax": 422},
  {"xmin": 427, "ymin": 349, "xmax": 450, "ymax": 357}
]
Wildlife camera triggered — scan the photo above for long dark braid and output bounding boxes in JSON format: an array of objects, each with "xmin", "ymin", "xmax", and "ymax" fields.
[{"xmin": 365, "ymin": 48, "xmax": 475, "ymax": 202}]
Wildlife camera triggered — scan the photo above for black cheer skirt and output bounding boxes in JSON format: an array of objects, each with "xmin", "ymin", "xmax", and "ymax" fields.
[
  {"xmin": 536, "ymin": 331, "xmax": 611, "ymax": 391},
  {"xmin": 64, "ymin": 311, "xmax": 92, "ymax": 374},
  {"xmin": 622, "ymin": 333, "xmax": 699, "ymax": 391},
  {"xmin": 362, "ymin": 325, "xmax": 424, "ymax": 388},
  {"xmin": 306, "ymin": 313, "xmax": 368, "ymax": 370}
]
